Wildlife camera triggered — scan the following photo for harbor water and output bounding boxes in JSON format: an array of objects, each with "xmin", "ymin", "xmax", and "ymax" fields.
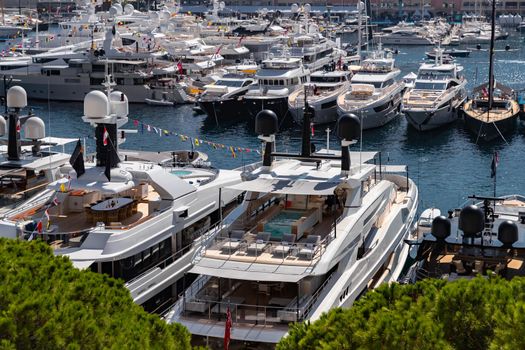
[{"xmin": 10, "ymin": 32, "xmax": 525, "ymax": 213}]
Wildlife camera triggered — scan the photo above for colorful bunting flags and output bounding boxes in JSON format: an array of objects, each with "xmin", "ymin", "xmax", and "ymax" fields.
[{"xmin": 132, "ymin": 120, "xmax": 260, "ymax": 158}]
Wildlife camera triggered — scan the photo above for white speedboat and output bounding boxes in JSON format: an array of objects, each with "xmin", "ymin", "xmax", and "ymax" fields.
[
  {"xmin": 0, "ymin": 78, "xmax": 244, "ymax": 314},
  {"xmin": 288, "ymin": 70, "xmax": 352, "ymax": 125},
  {"xmin": 337, "ymin": 49, "xmax": 404, "ymax": 130},
  {"xmin": 164, "ymin": 110, "xmax": 418, "ymax": 345},
  {"xmin": 403, "ymin": 50, "xmax": 467, "ymax": 131}
]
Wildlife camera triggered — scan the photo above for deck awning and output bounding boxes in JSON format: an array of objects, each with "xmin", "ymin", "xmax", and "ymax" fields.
[
  {"xmin": 227, "ymin": 178, "xmax": 341, "ymax": 195},
  {"xmin": 190, "ymin": 258, "xmax": 311, "ymax": 282}
]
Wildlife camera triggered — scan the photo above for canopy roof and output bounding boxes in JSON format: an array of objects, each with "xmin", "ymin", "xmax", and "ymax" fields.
[{"xmin": 190, "ymin": 258, "xmax": 311, "ymax": 282}]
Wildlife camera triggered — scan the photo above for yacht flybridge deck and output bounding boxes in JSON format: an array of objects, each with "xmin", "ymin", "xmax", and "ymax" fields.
[
  {"xmin": 0, "ymin": 80, "xmax": 243, "ymax": 313},
  {"xmin": 405, "ymin": 195, "xmax": 525, "ymax": 283},
  {"xmin": 165, "ymin": 108, "xmax": 418, "ymax": 344}
]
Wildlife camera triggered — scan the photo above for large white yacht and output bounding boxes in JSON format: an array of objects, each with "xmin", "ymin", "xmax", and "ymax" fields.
[
  {"xmin": 244, "ymin": 56, "xmax": 310, "ymax": 120},
  {"xmin": 337, "ymin": 49, "xmax": 404, "ymax": 130},
  {"xmin": 402, "ymin": 51, "xmax": 467, "ymax": 131},
  {"xmin": 269, "ymin": 33, "xmax": 346, "ymax": 72},
  {"xmin": 164, "ymin": 110, "xmax": 418, "ymax": 345},
  {"xmin": 374, "ymin": 23, "xmax": 436, "ymax": 46},
  {"xmin": 0, "ymin": 80, "xmax": 243, "ymax": 314},
  {"xmin": 0, "ymin": 29, "xmax": 177, "ymax": 103},
  {"xmin": 288, "ymin": 69, "xmax": 352, "ymax": 125},
  {"xmin": 197, "ymin": 73, "xmax": 255, "ymax": 121}
]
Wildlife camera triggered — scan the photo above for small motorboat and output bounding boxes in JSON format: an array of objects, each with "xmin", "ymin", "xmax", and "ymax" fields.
[{"xmin": 145, "ymin": 98, "xmax": 174, "ymax": 106}]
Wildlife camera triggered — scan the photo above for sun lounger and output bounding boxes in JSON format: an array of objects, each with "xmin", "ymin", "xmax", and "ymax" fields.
[
  {"xmin": 247, "ymin": 232, "xmax": 271, "ymax": 255},
  {"xmin": 298, "ymin": 235, "xmax": 321, "ymax": 259},
  {"xmin": 220, "ymin": 230, "xmax": 245, "ymax": 253},
  {"xmin": 272, "ymin": 233, "xmax": 296, "ymax": 258}
]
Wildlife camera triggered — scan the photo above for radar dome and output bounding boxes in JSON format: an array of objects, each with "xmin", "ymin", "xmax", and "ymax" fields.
[
  {"xmin": 124, "ymin": 4, "xmax": 134, "ymax": 15},
  {"xmin": 109, "ymin": 6, "xmax": 119, "ymax": 16},
  {"xmin": 337, "ymin": 114, "xmax": 360, "ymax": 141},
  {"xmin": 109, "ymin": 91, "xmax": 129, "ymax": 117},
  {"xmin": 291, "ymin": 3, "xmax": 299, "ymax": 13},
  {"xmin": 7, "ymin": 86, "xmax": 27, "ymax": 109},
  {"xmin": 304, "ymin": 3, "xmax": 311, "ymax": 13},
  {"xmin": 84, "ymin": 90, "xmax": 109, "ymax": 119},
  {"xmin": 255, "ymin": 110, "xmax": 278, "ymax": 136},
  {"xmin": 0, "ymin": 117, "xmax": 6, "ymax": 137},
  {"xmin": 431, "ymin": 216, "xmax": 451, "ymax": 240},
  {"xmin": 24, "ymin": 116, "xmax": 45, "ymax": 140},
  {"xmin": 459, "ymin": 205, "xmax": 484, "ymax": 237},
  {"xmin": 498, "ymin": 220, "xmax": 518, "ymax": 247}
]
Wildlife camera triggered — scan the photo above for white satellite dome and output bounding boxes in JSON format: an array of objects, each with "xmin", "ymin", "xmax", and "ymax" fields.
[
  {"xmin": 109, "ymin": 5, "xmax": 122, "ymax": 16},
  {"xmin": 160, "ymin": 10, "xmax": 170, "ymax": 21},
  {"xmin": 357, "ymin": 1, "xmax": 365, "ymax": 11},
  {"xmin": 24, "ymin": 116, "xmax": 45, "ymax": 140},
  {"xmin": 304, "ymin": 3, "xmax": 311, "ymax": 13},
  {"xmin": 84, "ymin": 91, "xmax": 109, "ymax": 119},
  {"xmin": 109, "ymin": 91, "xmax": 129, "ymax": 118},
  {"xmin": 7, "ymin": 86, "xmax": 27, "ymax": 109},
  {"xmin": 124, "ymin": 4, "xmax": 134, "ymax": 15},
  {"xmin": 0, "ymin": 117, "xmax": 6, "ymax": 137},
  {"xmin": 291, "ymin": 3, "xmax": 299, "ymax": 13}
]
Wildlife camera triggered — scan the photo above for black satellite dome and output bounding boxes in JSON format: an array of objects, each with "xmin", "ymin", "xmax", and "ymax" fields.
[
  {"xmin": 255, "ymin": 110, "xmax": 278, "ymax": 136},
  {"xmin": 498, "ymin": 220, "xmax": 518, "ymax": 247},
  {"xmin": 459, "ymin": 205, "xmax": 485, "ymax": 237},
  {"xmin": 337, "ymin": 114, "xmax": 360, "ymax": 141},
  {"xmin": 431, "ymin": 216, "xmax": 451, "ymax": 240}
]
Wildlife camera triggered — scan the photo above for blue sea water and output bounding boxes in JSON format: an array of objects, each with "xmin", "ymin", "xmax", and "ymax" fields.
[{"xmin": 7, "ymin": 31, "xmax": 525, "ymax": 213}]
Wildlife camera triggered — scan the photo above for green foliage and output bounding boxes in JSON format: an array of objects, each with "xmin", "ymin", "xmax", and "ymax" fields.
[
  {"xmin": 278, "ymin": 276, "xmax": 525, "ymax": 350},
  {"xmin": 0, "ymin": 238, "xmax": 191, "ymax": 350}
]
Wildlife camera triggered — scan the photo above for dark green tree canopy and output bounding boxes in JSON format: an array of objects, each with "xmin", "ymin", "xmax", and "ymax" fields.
[
  {"xmin": 278, "ymin": 276, "xmax": 525, "ymax": 350},
  {"xmin": 0, "ymin": 238, "xmax": 191, "ymax": 350}
]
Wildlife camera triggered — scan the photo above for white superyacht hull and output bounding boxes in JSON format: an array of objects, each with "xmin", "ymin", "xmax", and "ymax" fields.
[
  {"xmin": 289, "ymin": 93, "xmax": 340, "ymax": 125},
  {"xmin": 403, "ymin": 90, "xmax": 467, "ymax": 131},
  {"xmin": 337, "ymin": 88, "xmax": 403, "ymax": 130}
]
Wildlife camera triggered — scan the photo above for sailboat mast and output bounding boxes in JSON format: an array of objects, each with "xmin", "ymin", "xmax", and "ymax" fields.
[{"xmin": 487, "ymin": 0, "xmax": 496, "ymax": 112}]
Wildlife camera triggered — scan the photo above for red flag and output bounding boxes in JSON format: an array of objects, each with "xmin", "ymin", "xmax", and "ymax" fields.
[
  {"xmin": 16, "ymin": 119, "xmax": 20, "ymax": 133},
  {"xmin": 215, "ymin": 44, "xmax": 223, "ymax": 56},
  {"xmin": 36, "ymin": 221, "xmax": 43, "ymax": 233},
  {"xmin": 482, "ymin": 86, "xmax": 488, "ymax": 98},
  {"xmin": 103, "ymin": 127, "xmax": 109, "ymax": 146},
  {"xmin": 177, "ymin": 61, "xmax": 183, "ymax": 75},
  {"xmin": 224, "ymin": 307, "xmax": 232, "ymax": 350},
  {"xmin": 310, "ymin": 122, "xmax": 315, "ymax": 136}
]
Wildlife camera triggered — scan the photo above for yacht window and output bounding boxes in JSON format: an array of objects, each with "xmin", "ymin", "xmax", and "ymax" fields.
[
  {"xmin": 215, "ymin": 79, "xmax": 244, "ymax": 87},
  {"xmin": 1, "ymin": 65, "xmax": 25, "ymax": 70},
  {"xmin": 414, "ymin": 82, "xmax": 447, "ymax": 90},
  {"xmin": 311, "ymin": 76, "xmax": 341, "ymax": 83},
  {"xmin": 242, "ymin": 80, "xmax": 252, "ymax": 87},
  {"xmin": 382, "ymin": 79, "xmax": 393, "ymax": 88},
  {"xmin": 278, "ymin": 80, "xmax": 284, "ymax": 85}
]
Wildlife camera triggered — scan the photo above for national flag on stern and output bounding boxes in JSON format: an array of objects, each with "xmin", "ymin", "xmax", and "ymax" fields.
[
  {"xmin": 491, "ymin": 151, "xmax": 499, "ymax": 178},
  {"xmin": 224, "ymin": 307, "xmax": 232, "ymax": 350},
  {"xmin": 69, "ymin": 139, "xmax": 85, "ymax": 178},
  {"xmin": 103, "ymin": 127, "xmax": 109, "ymax": 146}
]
